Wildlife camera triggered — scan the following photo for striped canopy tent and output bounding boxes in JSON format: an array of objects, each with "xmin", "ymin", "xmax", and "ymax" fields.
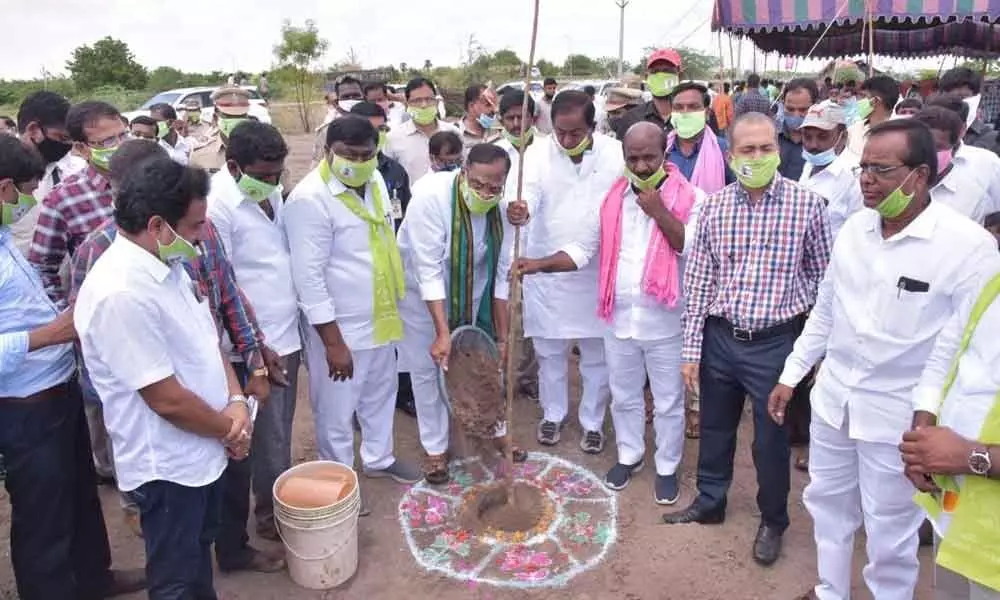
[{"xmin": 712, "ymin": 0, "xmax": 1000, "ymax": 59}]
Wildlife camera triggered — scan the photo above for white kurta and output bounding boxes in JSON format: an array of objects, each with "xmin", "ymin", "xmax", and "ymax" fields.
[
  {"xmin": 798, "ymin": 149, "xmax": 864, "ymax": 241},
  {"xmin": 778, "ymin": 203, "xmax": 1000, "ymax": 600},
  {"xmin": 396, "ymin": 171, "xmax": 494, "ymax": 455},
  {"xmin": 931, "ymin": 143, "xmax": 1000, "ymax": 225},
  {"xmin": 518, "ymin": 133, "xmax": 624, "ymax": 339},
  {"xmin": 283, "ymin": 167, "xmax": 399, "ymax": 470}
]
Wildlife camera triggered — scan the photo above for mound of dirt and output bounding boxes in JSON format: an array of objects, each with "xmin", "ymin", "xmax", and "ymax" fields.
[
  {"xmin": 445, "ymin": 349, "xmax": 504, "ymax": 440},
  {"xmin": 459, "ymin": 482, "xmax": 549, "ymax": 535}
]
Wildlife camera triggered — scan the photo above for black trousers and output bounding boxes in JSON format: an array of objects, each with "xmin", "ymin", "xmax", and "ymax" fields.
[
  {"xmin": 128, "ymin": 477, "xmax": 223, "ymax": 600},
  {"xmin": 694, "ymin": 318, "xmax": 795, "ymax": 532},
  {"xmin": 0, "ymin": 381, "xmax": 113, "ymax": 600}
]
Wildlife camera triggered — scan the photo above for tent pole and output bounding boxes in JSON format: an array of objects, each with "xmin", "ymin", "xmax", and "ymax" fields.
[
  {"xmin": 867, "ymin": 1, "xmax": 875, "ymax": 77},
  {"xmin": 728, "ymin": 33, "xmax": 737, "ymax": 83}
]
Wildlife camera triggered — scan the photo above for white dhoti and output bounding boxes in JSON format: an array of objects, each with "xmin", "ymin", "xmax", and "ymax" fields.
[
  {"xmin": 303, "ymin": 326, "xmax": 397, "ymax": 471},
  {"xmin": 604, "ymin": 334, "xmax": 684, "ymax": 474},
  {"xmin": 805, "ymin": 416, "xmax": 924, "ymax": 600},
  {"xmin": 532, "ymin": 337, "xmax": 609, "ymax": 433}
]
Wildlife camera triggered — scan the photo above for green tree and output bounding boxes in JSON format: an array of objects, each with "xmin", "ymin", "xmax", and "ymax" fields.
[
  {"xmin": 147, "ymin": 66, "xmax": 185, "ymax": 92},
  {"xmin": 563, "ymin": 54, "xmax": 603, "ymax": 77},
  {"xmin": 66, "ymin": 37, "xmax": 148, "ymax": 92},
  {"xmin": 535, "ymin": 59, "xmax": 559, "ymax": 77},
  {"xmin": 273, "ymin": 19, "xmax": 329, "ymax": 132}
]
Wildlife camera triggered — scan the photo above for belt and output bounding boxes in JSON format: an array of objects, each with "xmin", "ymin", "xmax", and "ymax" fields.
[
  {"xmin": 0, "ymin": 380, "xmax": 74, "ymax": 404},
  {"xmin": 709, "ymin": 315, "xmax": 804, "ymax": 343}
]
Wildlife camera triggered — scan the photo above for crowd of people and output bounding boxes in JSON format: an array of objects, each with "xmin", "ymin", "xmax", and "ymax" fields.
[{"xmin": 2, "ymin": 47, "xmax": 1000, "ymax": 600}]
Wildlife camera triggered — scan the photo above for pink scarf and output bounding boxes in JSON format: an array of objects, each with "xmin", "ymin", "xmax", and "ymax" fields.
[
  {"xmin": 666, "ymin": 127, "xmax": 725, "ymax": 195},
  {"xmin": 597, "ymin": 163, "xmax": 697, "ymax": 322}
]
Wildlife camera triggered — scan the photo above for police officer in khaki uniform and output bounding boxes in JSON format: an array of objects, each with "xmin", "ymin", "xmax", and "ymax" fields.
[
  {"xmin": 190, "ymin": 86, "xmax": 251, "ymax": 172},
  {"xmin": 181, "ymin": 97, "xmax": 211, "ymax": 142}
]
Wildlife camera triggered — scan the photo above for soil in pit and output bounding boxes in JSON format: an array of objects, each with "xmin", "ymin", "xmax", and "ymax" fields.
[{"xmin": 459, "ymin": 482, "xmax": 548, "ymax": 535}]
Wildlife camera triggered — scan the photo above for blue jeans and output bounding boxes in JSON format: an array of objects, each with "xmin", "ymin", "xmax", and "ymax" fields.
[
  {"xmin": 127, "ymin": 477, "xmax": 223, "ymax": 600},
  {"xmin": 0, "ymin": 380, "xmax": 112, "ymax": 600},
  {"xmin": 694, "ymin": 317, "xmax": 795, "ymax": 531}
]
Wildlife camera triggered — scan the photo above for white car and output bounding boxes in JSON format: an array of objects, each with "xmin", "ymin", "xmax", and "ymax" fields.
[{"xmin": 122, "ymin": 86, "xmax": 272, "ymax": 125}]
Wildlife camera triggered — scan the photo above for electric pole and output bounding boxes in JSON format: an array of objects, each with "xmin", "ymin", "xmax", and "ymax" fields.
[{"xmin": 616, "ymin": 0, "xmax": 629, "ymax": 78}]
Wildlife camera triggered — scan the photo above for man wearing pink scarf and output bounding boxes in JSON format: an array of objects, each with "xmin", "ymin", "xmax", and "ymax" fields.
[
  {"xmin": 514, "ymin": 122, "xmax": 702, "ymax": 504},
  {"xmin": 666, "ymin": 82, "xmax": 735, "ymax": 196}
]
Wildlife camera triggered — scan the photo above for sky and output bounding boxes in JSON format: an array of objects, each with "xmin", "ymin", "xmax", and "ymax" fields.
[{"xmin": 3, "ymin": 0, "xmax": 943, "ymax": 81}]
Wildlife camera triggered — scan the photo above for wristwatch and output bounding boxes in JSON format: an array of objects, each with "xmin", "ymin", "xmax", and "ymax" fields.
[
  {"xmin": 251, "ymin": 367, "xmax": 269, "ymax": 379},
  {"xmin": 969, "ymin": 446, "xmax": 992, "ymax": 476}
]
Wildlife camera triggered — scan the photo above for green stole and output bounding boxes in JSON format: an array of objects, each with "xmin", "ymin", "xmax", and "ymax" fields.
[
  {"xmin": 913, "ymin": 272, "xmax": 1000, "ymax": 591},
  {"xmin": 318, "ymin": 160, "xmax": 405, "ymax": 344},
  {"xmin": 447, "ymin": 174, "xmax": 503, "ymax": 339}
]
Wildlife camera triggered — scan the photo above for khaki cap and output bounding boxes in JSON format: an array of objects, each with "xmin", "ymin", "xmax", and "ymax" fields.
[{"xmin": 211, "ymin": 86, "xmax": 250, "ymax": 116}]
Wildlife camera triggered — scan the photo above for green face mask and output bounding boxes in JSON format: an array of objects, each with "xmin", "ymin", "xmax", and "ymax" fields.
[
  {"xmin": 157, "ymin": 223, "xmax": 199, "ymax": 264},
  {"xmin": 407, "ymin": 105, "xmax": 438, "ymax": 126},
  {"xmin": 670, "ymin": 111, "xmax": 707, "ymax": 139},
  {"xmin": 330, "ymin": 154, "xmax": 377, "ymax": 188},
  {"xmin": 559, "ymin": 135, "xmax": 591, "ymax": 157},
  {"xmin": 218, "ymin": 117, "xmax": 246, "ymax": 138},
  {"xmin": 503, "ymin": 126, "xmax": 535, "ymax": 148},
  {"xmin": 89, "ymin": 146, "xmax": 118, "ymax": 171},
  {"xmin": 875, "ymin": 171, "xmax": 916, "ymax": 218},
  {"xmin": 1, "ymin": 191, "xmax": 37, "ymax": 226},
  {"xmin": 377, "ymin": 130, "xmax": 388, "ymax": 154},
  {"xmin": 157, "ymin": 121, "xmax": 170, "ymax": 139},
  {"xmin": 460, "ymin": 177, "xmax": 501, "ymax": 215},
  {"xmin": 188, "ymin": 112, "xmax": 201, "ymax": 124},
  {"xmin": 625, "ymin": 165, "xmax": 667, "ymax": 192},
  {"xmin": 857, "ymin": 97, "xmax": 875, "ymax": 120},
  {"xmin": 646, "ymin": 72, "xmax": 679, "ymax": 98},
  {"xmin": 730, "ymin": 153, "xmax": 781, "ymax": 189},
  {"xmin": 238, "ymin": 172, "xmax": 278, "ymax": 203}
]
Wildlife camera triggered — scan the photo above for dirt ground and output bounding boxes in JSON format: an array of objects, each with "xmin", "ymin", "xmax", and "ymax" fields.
[{"xmin": 0, "ymin": 134, "xmax": 936, "ymax": 599}]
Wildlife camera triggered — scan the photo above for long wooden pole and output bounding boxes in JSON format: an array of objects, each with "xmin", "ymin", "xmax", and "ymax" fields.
[
  {"xmin": 503, "ymin": 0, "xmax": 540, "ymax": 483},
  {"xmin": 867, "ymin": 1, "xmax": 875, "ymax": 77}
]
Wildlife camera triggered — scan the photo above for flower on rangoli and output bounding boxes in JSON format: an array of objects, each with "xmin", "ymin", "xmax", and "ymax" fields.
[{"xmin": 423, "ymin": 496, "xmax": 449, "ymax": 525}]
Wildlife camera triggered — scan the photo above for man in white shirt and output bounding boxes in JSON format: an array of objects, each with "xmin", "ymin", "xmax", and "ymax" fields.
[
  {"xmin": 847, "ymin": 75, "xmax": 899, "ymax": 157},
  {"xmin": 904, "ymin": 271, "xmax": 1000, "ymax": 600},
  {"xmin": 507, "ymin": 90, "xmax": 620, "ymax": 454},
  {"xmin": 150, "ymin": 103, "xmax": 192, "ymax": 165},
  {"xmin": 535, "ymin": 78, "xmax": 558, "ymax": 135},
  {"xmin": 914, "ymin": 105, "xmax": 1000, "ymax": 225},
  {"xmin": 768, "ymin": 119, "xmax": 1000, "ymax": 600},
  {"xmin": 457, "ymin": 85, "xmax": 501, "ymax": 149},
  {"xmin": 9, "ymin": 91, "xmax": 84, "ymax": 256},
  {"xmin": 495, "ymin": 90, "xmax": 541, "ymax": 399},
  {"xmin": 514, "ymin": 122, "xmax": 702, "ymax": 503},
  {"xmin": 285, "ymin": 116, "xmax": 421, "ymax": 512},
  {"xmin": 397, "ymin": 143, "xmax": 522, "ymax": 484},
  {"xmin": 363, "ymin": 82, "xmax": 407, "ymax": 126},
  {"xmin": 386, "ymin": 77, "xmax": 460, "ymax": 183},
  {"xmin": 799, "ymin": 101, "xmax": 864, "ymax": 240},
  {"xmin": 74, "ymin": 157, "xmax": 252, "ymax": 599},
  {"xmin": 206, "ymin": 120, "xmax": 302, "ymax": 547}
]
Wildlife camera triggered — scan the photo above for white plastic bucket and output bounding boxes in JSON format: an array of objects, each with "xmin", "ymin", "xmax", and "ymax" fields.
[{"xmin": 273, "ymin": 461, "xmax": 361, "ymax": 590}]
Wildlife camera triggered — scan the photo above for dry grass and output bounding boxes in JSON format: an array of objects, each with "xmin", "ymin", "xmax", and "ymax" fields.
[{"xmin": 269, "ymin": 101, "xmax": 328, "ymax": 135}]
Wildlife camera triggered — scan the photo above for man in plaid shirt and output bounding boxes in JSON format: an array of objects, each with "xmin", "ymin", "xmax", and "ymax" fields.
[
  {"xmin": 663, "ymin": 113, "xmax": 833, "ymax": 567},
  {"xmin": 69, "ymin": 139, "xmax": 287, "ymax": 573},
  {"xmin": 735, "ymin": 73, "xmax": 773, "ymax": 119},
  {"xmin": 29, "ymin": 101, "xmax": 125, "ymax": 309}
]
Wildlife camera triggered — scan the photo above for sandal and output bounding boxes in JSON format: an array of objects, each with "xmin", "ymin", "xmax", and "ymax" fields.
[
  {"xmin": 685, "ymin": 409, "xmax": 700, "ymax": 439},
  {"xmin": 493, "ymin": 438, "xmax": 528, "ymax": 463},
  {"xmin": 794, "ymin": 449, "xmax": 809, "ymax": 472},
  {"xmin": 423, "ymin": 453, "xmax": 450, "ymax": 485}
]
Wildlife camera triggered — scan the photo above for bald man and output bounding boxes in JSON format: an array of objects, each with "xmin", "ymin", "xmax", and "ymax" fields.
[{"xmin": 513, "ymin": 121, "xmax": 704, "ymax": 504}]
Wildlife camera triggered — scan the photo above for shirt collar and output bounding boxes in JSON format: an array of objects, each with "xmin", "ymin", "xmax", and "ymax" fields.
[
  {"xmin": 863, "ymin": 199, "xmax": 937, "ymax": 240},
  {"xmin": 115, "ymin": 233, "xmax": 171, "ymax": 282},
  {"xmin": 213, "ymin": 170, "xmax": 248, "ymax": 207},
  {"xmin": 736, "ymin": 173, "xmax": 786, "ymax": 205}
]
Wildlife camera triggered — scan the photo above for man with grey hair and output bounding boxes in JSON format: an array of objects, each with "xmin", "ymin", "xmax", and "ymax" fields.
[{"xmin": 665, "ymin": 112, "xmax": 833, "ymax": 568}]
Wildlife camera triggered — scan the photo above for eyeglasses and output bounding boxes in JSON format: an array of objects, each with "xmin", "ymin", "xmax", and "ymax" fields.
[
  {"xmin": 407, "ymin": 97, "xmax": 437, "ymax": 108},
  {"xmin": 467, "ymin": 177, "xmax": 504, "ymax": 196},
  {"xmin": 851, "ymin": 164, "xmax": 909, "ymax": 178},
  {"xmin": 87, "ymin": 132, "xmax": 128, "ymax": 149}
]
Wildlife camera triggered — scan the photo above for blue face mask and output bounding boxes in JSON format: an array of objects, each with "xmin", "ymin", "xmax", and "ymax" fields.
[
  {"xmin": 477, "ymin": 113, "xmax": 497, "ymax": 130},
  {"xmin": 802, "ymin": 146, "xmax": 838, "ymax": 167},
  {"xmin": 783, "ymin": 114, "xmax": 805, "ymax": 131}
]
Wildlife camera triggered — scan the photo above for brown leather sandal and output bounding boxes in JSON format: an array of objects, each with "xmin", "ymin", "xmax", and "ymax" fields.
[
  {"xmin": 423, "ymin": 453, "xmax": 450, "ymax": 485},
  {"xmin": 685, "ymin": 409, "xmax": 701, "ymax": 439}
]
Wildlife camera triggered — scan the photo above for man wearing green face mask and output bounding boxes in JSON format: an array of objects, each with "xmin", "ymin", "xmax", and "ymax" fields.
[
  {"xmin": 190, "ymin": 86, "xmax": 251, "ymax": 173},
  {"xmin": 149, "ymin": 103, "xmax": 192, "ymax": 166},
  {"xmin": 285, "ymin": 116, "xmax": 422, "ymax": 509},
  {"xmin": 386, "ymin": 77, "xmax": 460, "ymax": 183},
  {"xmin": 613, "ymin": 48, "xmax": 682, "ymax": 140},
  {"xmin": 29, "ymin": 100, "xmax": 125, "ymax": 311},
  {"xmin": 507, "ymin": 90, "xmax": 622, "ymax": 455},
  {"xmin": 846, "ymin": 75, "xmax": 899, "ymax": 157},
  {"xmin": 666, "ymin": 82, "xmax": 735, "ymax": 196},
  {"xmin": 666, "ymin": 113, "xmax": 833, "ymax": 568},
  {"xmin": 396, "ymin": 143, "xmax": 525, "ymax": 485}
]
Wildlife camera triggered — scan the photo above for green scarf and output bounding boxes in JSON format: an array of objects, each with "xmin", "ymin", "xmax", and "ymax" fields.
[
  {"xmin": 318, "ymin": 159, "xmax": 405, "ymax": 344},
  {"xmin": 448, "ymin": 174, "xmax": 503, "ymax": 338},
  {"xmin": 913, "ymin": 271, "xmax": 1000, "ymax": 591}
]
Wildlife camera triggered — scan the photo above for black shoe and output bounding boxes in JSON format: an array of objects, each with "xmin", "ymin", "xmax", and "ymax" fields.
[
  {"xmin": 661, "ymin": 501, "xmax": 725, "ymax": 525},
  {"xmin": 396, "ymin": 395, "xmax": 417, "ymax": 417},
  {"xmin": 654, "ymin": 474, "xmax": 680, "ymax": 505},
  {"xmin": 396, "ymin": 373, "xmax": 417, "ymax": 417},
  {"xmin": 604, "ymin": 459, "xmax": 644, "ymax": 491},
  {"xmin": 752, "ymin": 524, "xmax": 783, "ymax": 566}
]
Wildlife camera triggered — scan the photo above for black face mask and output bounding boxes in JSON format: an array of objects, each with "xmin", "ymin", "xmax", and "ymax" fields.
[{"xmin": 35, "ymin": 131, "xmax": 72, "ymax": 164}]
